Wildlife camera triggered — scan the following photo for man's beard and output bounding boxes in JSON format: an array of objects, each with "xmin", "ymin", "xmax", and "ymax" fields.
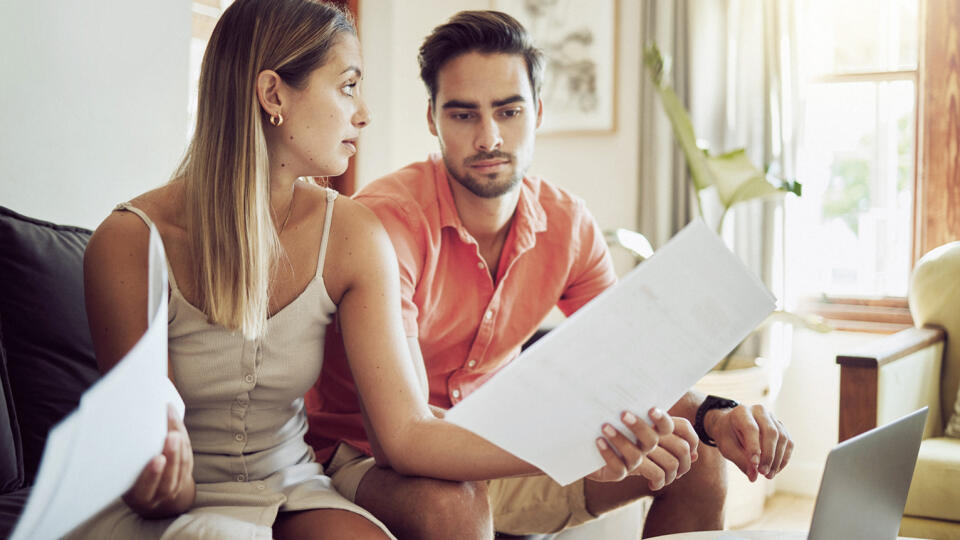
[{"xmin": 444, "ymin": 151, "xmax": 524, "ymax": 199}]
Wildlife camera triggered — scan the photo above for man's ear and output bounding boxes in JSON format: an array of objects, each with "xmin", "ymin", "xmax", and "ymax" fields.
[
  {"xmin": 427, "ymin": 101, "xmax": 438, "ymax": 136},
  {"xmin": 256, "ymin": 69, "xmax": 284, "ymax": 118},
  {"xmin": 535, "ymin": 97, "xmax": 543, "ymax": 129}
]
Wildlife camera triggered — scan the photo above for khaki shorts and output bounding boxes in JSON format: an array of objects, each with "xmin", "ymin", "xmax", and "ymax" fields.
[{"xmin": 324, "ymin": 443, "xmax": 598, "ymax": 535}]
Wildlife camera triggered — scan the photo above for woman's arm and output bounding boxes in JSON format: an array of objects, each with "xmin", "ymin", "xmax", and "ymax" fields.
[
  {"xmin": 83, "ymin": 212, "xmax": 195, "ymax": 517},
  {"xmin": 332, "ymin": 203, "xmax": 673, "ymax": 482}
]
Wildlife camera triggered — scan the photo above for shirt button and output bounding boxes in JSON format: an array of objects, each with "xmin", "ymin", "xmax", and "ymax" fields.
[
  {"xmin": 477, "ymin": 262, "xmax": 484, "ymax": 269},
  {"xmin": 236, "ymin": 474, "xmax": 246, "ymax": 482},
  {"xmin": 244, "ymin": 373, "xmax": 255, "ymax": 384},
  {"xmin": 467, "ymin": 360, "xmax": 476, "ymax": 368},
  {"xmin": 452, "ymin": 389, "xmax": 461, "ymax": 399},
  {"xmin": 484, "ymin": 310, "xmax": 493, "ymax": 320},
  {"xmin": 235, "ymin": 432, "xmax": 245, "ymax": 442}
]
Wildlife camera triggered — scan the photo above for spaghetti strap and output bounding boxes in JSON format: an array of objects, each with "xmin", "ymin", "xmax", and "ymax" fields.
[
  {"xmin": 315, "ymin": 188, "xmax": 338, "ymax": 279},
  {"xmin": 113, "ymin": 202, "xmax": 181, "ymax": 293}
]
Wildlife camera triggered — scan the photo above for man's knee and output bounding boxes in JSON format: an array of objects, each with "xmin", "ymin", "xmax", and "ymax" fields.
[
  {"xmin": 405, "ymin": 480, "xmax": 492, "ymax": 539},
  {"xmin": 691, "ymin": 445, "xmax": 727, "ymax": 501}
]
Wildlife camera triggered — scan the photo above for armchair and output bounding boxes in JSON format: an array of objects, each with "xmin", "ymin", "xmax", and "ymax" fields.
[{"xmin": 837, "ymin": 241, "xmax": 960, "ymax": 540}]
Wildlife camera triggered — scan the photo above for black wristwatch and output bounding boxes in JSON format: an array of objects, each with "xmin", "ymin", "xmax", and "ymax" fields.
[{"xmin": 694, "ymin": 395, "xmax": 739, "ymax": 447}]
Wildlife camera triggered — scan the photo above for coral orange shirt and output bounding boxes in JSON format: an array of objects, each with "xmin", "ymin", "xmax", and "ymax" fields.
[{"xmin": 305, "ymin": 155, "xmax": 617, "ymax": 462}]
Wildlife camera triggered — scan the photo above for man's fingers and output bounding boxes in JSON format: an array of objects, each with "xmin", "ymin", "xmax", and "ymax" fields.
[
  {"xmin": 753, "ymin": 406, "xmax": 779, "ymax": 477},
  {"xmin": 770, "ymin": 421, "xmax": 793, "ymax": 476},
  {"xmin": 732, "ymin": 406, "xmax": 761, "ymax": 480}
]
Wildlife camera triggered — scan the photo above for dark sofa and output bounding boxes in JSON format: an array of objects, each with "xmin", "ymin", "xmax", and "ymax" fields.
[{"xmin": 0, "ymin": 205, "xmax": 102, "ymax": 536}]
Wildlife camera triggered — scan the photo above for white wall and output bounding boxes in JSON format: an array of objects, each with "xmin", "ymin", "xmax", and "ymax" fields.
[
  {"xmin": 0, "ymin": 1, "xmax": 192, "ymax": 230},
  {"xmin": 773, "ymin": 329, "xmax": 880, "ymax": 496},
  {"xmin": 357, "ymin": 0, "xmax": 642, "ymax": 275}
]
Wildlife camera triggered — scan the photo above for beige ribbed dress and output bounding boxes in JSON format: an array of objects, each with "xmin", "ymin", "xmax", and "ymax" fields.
[{"xmin": 69, "ymin": 189, "xmax": 394, "ymax": 539}]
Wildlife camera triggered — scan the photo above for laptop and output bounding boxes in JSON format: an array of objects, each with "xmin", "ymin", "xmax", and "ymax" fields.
[{"xmin": 807, "ymin": 407, "xmax": 928, "ymax": 540}]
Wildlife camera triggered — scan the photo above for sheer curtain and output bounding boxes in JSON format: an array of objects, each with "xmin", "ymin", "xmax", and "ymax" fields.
[{"xmin": 639, "ymin": 0, "xmax": 800, "ymax": 298}]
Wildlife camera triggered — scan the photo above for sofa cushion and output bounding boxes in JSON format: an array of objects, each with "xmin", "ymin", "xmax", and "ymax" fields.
[
  {"xmin": 903, "ymin": 437, "xmax": 960, "ymax": 521},
  {"xmin": 0, "ymin": 319, "xmax": 23, "ymax": 494},
  {"xmin": 0, "ymin": 206, "xmax": 100, "ymax": 483}
]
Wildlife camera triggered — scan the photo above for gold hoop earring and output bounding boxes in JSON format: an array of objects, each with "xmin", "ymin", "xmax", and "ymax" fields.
[{"xmin": 269, "ymin": 112, "xmax": 284, "ymax": 126}]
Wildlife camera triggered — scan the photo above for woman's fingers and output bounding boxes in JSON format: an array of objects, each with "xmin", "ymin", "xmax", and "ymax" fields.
[
  {"xmin": 602, "ymin": 424, "xmax": 646, "ymax": 473},
  {"xmin": 125, "ymin": 455, "xmax": 166, "ymax": 510},
  {"xmin": 647, "ymin": 408, "xmax": 674, "ymax": 437},
  {"xmin": 591, "ymin": 438, "xmax": 628, "ymax": 481},
  {"xmin": 157, "ymin": 433, "xmax": 182, "ymax": 501},
  {"xmin": 621, "ymin": 411, "xmax": 659, "ymax": 454}
]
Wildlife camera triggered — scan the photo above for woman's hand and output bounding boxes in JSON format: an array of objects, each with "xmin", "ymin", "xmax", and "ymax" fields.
[
  {"xmin": 588, "ymin": 408, "xmax": 677, "ymax": 484},
  {"xmin": 123, "ymin": 405, "xmax": 195, "ymax": 518}
]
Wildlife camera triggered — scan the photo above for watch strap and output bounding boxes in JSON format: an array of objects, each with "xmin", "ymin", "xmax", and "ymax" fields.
[{"xmin": 694, "ymin": 395, "xmax": 739, "ymax": 447}]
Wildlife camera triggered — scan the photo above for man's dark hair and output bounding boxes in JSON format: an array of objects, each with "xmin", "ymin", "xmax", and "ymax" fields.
[{"xmin": 418, "ymin": 10, "xmax": 544, "ymax": 104}]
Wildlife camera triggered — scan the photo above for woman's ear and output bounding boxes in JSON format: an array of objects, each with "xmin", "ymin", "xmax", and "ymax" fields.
[{"xmin": 256, "ymin": 70, "xmax": 284, "ymax": 117}]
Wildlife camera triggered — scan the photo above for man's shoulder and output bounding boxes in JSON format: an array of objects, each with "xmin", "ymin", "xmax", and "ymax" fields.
[
  {"xmin": 523, "ymin": 174, "xmax": 591, "ymax": 224},
  {"xmin": 356, "ymin": 157, "xmax": 440, "ymax": 217}
]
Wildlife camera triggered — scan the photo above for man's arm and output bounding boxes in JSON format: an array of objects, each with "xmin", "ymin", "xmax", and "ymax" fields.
[{"xmin": 670, "ymin": 390, "xmax": 793, "ymax": 482}]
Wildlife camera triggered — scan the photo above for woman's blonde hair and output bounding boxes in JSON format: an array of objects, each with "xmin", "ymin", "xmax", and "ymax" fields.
[{"xmin": 174, "ymin": 0, "xmax": 355, "ymax": 339}]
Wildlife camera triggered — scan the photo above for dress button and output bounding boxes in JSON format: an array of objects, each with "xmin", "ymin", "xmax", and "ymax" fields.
[
  {"xmin": 235, "ymin": 432, "xmax": 245, "ymax": 442},
  {"xmin": 484, "ymin": 310, "xmax": 493, "ymax": 320},
  {"xmin": 236, "ymin": 474, "xmax": 246, "ymax": 482},
  {"xmin": 451, "ymin": 389, "xmax": 461, "ymax": 399},
  {"xmin": 244, "ymin": 373, "xmax": 255, "ymax": 384},
  {"xmin": 477, "ymin": 262, "xmax": 484, "ymax": 269},
  {"xmin": 467, "ymin": 360, "xmax": 476, "ymax": 368}
]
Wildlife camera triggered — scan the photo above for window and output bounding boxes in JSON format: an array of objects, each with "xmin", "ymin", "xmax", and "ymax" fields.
[{"xmin": 787, "ymin": 0, "xmax": 918, "ymax": 305}]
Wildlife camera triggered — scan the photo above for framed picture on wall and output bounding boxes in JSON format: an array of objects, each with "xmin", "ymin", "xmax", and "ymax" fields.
[{"xmin": 492, "ymin": 0, "xmax": 617, "ymax": 134}]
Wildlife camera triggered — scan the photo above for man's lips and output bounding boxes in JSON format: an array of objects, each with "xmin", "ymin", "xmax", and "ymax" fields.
[{"xmin": 469, "ymin": 159, "xmax": 509, "ymax": 172}]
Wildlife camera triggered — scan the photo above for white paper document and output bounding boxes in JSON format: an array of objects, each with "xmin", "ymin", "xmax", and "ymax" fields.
[
  {"xmin": 11, "ymin": 226, "xmax": 184, "ymax": 540},
  {"xmin": 446, "ymin": 220, "xmax": 775, "ymax": 486}
]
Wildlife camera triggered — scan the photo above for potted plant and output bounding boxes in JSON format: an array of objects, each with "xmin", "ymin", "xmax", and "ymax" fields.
[{"xmin": 640, "ymin": 43, "xmax": 828, "ymax": 527}]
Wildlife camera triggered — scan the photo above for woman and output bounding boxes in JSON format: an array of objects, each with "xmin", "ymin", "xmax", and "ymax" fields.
[{"xmin": 80, "ymin": 1, "xmax": 681, "ymax": 538}]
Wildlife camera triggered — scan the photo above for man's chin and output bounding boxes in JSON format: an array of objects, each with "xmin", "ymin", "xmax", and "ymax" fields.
[{"xmin": 458, "ymin": 174, "xmax": 520, "ymax": 199}]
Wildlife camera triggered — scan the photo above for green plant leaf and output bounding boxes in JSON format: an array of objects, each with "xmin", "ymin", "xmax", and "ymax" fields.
[
  {"xmin": 706, "ymin": 149, "xmax": 779, "ymax": 207},
  {"xmin": 643, "ymin": 45, "xmax": 717, "ymax": 193}
]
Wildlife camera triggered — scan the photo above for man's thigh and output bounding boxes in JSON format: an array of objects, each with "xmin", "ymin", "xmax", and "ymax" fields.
[{"xmin": 488, "ymin": 475, "xmax": 597, "ymax": 535}]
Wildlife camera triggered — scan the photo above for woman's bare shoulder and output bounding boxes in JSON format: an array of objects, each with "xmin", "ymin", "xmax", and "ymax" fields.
[{"xmin": 323, "ymin": 191, "xmax": 398, "ymax": 302}]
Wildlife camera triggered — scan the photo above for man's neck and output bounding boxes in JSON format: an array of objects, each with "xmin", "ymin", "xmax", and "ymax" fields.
[{"xmin": 447, "ymin": 177, "xmax": 520, "ymax": 276}]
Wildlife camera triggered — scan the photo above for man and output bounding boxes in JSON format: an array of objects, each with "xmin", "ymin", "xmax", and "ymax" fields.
[{"xmin": 306, "ymin": 10, "xmax": 793, "ymax": 539}]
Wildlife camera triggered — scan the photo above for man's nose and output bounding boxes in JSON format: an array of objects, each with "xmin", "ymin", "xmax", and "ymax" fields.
[{"xmin": 474, "ymin": 117, "xmax": 502, "ymax": 152}]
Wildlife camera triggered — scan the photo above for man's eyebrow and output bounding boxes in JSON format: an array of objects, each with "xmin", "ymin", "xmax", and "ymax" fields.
[
  {"xmin": 442, "ymin": 95, "xmax": 527, "ymax": 110},
  {"xmin": 492, "ymin": 95, "xmax": 525, "ymax": 107},
  {"xmin": 340, "ymin": 66, "xmax": 362, "ymax": 77},
  {"xmin": 442, "ymin": 99, "xmax": 479, "ymax": 110}
]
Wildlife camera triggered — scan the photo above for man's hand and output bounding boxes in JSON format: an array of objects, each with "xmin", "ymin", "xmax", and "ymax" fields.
[
  {"xmin": 705, "ymin": 404, "xmax": 793, "ymax": 482},
  {"xmin": 588, "ymin": 408, "xmax": 683, "ymax": 486}
]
